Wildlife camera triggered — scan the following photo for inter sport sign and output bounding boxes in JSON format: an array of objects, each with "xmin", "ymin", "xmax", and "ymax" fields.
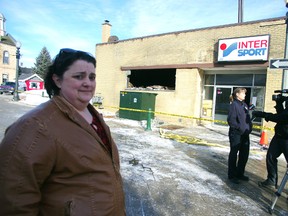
[{"xmin": 217, "ymin": 35, "xmax": 270, "ymax": 62}]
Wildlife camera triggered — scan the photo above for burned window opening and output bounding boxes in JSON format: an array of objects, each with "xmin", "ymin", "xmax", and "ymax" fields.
[{"xmin": 127, "ymin": 69, "xmax": 176, "ymax": 91}]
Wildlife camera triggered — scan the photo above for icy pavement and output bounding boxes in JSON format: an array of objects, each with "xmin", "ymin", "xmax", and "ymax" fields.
[
  {"xmin": 105, "ymin": 117, "xmax": 288, "ymax": 216},
  {"xmin": 16, "ymin": 92, "xmax": 288, "ymax": 215}
]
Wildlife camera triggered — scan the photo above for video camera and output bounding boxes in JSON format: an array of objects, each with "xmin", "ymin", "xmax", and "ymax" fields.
[
  {"xmin": 252, "ymin": 89, "xmax": 288, "ymax": 121},
  {"xmin": 272, "ymin": 89, "xmax": 288, "ymax": 102}
]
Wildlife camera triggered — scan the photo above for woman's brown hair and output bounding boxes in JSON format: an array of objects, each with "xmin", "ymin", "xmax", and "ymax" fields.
[{"xmin": 229, "ymin": 87, "xmax": 247, "ymax": 102}]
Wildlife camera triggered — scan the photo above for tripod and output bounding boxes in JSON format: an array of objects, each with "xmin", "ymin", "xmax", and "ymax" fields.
[{"xmin": 268, "ymin": 164, "xmax": 288, "ymax": 214}]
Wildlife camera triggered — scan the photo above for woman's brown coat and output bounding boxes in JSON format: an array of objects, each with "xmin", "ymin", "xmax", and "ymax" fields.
[{"xmin": 0, "ymin": 96, "xmax": 126, "ymax": 216}]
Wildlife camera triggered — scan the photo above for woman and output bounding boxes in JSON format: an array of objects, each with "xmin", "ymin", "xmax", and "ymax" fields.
[
  {"xmin": 0, "ymin": 48, "xmax": 126, "ymax": 215},
  {"xmin": 227, "ymin": 87, "xmax": 252, "ymax": 184}
]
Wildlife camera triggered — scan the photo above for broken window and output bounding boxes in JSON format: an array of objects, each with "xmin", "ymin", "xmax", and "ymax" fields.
[{"xmin": 127, "ymin": 69, "xmax": 176, "ymax": 90}]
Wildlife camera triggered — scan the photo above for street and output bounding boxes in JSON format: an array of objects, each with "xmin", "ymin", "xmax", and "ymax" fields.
[
  {"xmin": 0, "ymin": 94, "xmax": 287, "ymax": 216},
  {"xmin": 0, "ymin": 94, "xmax": 33, "ymax": 139}
]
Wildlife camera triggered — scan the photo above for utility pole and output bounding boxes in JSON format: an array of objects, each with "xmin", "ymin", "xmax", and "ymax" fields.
[
  {"xmin": 238, "ymin": 0, "xmax": 243, "ymax": 23},
  {"xmin": 13, "ymin": 41, "xmax": 21, "ymax": 101},
  {"xmin": 283, "ymin": 1, "xmax": 288, "ymax": 89}
]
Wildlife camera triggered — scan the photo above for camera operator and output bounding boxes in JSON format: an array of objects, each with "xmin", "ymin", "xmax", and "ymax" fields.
[{"xmin": 253, "ymin": 93, "xmax": 288, "ymax": 189}]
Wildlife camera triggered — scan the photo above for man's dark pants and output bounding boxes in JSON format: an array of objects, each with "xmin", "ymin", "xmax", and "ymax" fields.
[{"xmin": 266, "ymin": 135, "xmax": 288, "ymax": 184}]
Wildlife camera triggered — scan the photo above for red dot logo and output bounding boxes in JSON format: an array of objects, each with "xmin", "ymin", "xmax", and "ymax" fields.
[{"xmin": 220, "ymin": 43, "xmax": 227, "ymax": 50}]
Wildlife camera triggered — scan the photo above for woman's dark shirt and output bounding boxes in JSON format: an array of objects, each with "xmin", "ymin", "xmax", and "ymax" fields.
[{"xmin": 91, "ymin": 115, "xmax": 112, "ymax": 154}]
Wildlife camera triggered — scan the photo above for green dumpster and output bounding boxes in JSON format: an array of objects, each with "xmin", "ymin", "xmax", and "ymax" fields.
[{"xmin": 119, "ymin": 91, "xmax": 157, "ymax": 121}]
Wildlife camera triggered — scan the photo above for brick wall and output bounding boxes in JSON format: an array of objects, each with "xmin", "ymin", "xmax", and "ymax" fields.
[{"xmin": 96, "ymin": 17, "xmax": 286, "ymax": 126}]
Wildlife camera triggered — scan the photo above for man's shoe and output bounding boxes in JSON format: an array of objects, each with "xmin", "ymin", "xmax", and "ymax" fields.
[
  {"xmin": 229, "ymin": 177, "xmax": 240, "ymax": 184},
  {"xmin": 237, "ymin": 175, "xmax": 249, "ymax": 181},
  {"xmin": 258, "ymin": 179, "xmax": 275, "ymax": 188}
]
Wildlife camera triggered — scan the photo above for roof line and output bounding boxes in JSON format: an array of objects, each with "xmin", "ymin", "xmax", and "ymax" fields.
[
  {"xmin": 97, "ymin": 16, "xmax": 285, "ymax": 46},
  {"xmin": 121, "ymin": 62, "xmax": 269, "ymax": 71}
]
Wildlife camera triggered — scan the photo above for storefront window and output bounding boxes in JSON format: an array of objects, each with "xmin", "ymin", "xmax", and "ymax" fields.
[
  {"xmin": 251, "ymin": 87, "xmax": 266, "ymax": 131},
  {"xmin": 205, "ymin": 74, "xmax": 215, "ymax": 85},
  {"xmin": 251, "ymin": 87, "xmax": 265, "ymax": 110},
  {"xmin": 216, "ymin": 74, "xmax": 253, "ymax": 86},
  {"xmin": 204, "ymin": 86, "xmax": 214, "ymax": 100},
  {"xmin": 202, "ymin": 86, "xmax": 214, "ymax": 117},
  {"xmin": 254, "ymin": 74, "xmax": 266, "ymax": 86},
  {"xmin": 202, "ymin": 73, "xmax": 266, "ymax": 122}
]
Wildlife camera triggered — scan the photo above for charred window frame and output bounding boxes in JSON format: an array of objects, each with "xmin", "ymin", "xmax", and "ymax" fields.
[{"xmin": 127, "ymin": 69, "xmax": 176, "ymax": 90}]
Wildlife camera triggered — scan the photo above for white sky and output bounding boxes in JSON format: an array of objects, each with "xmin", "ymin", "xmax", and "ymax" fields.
[{"xmin": 0, "ymin": 0, "xmax": 287, "ymax": 68}]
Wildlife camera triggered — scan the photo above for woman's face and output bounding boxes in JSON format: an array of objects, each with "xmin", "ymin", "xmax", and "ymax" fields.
[
  {"xmin": 236, "ymin": 90, "xmax": 246, "ymax": 101},
  {"xmin": 53, "ymin": 60, "xmax": 96, "ymax": 109}
]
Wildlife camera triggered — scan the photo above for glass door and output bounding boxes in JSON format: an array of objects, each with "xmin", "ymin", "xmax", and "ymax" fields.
[
  {"xmin": 214, "ymin": 87, "xmax": 233, "ymax": 124},
  {"xmin": 251, "ymin": 87, "xmax": 265, "ymax": 133}
]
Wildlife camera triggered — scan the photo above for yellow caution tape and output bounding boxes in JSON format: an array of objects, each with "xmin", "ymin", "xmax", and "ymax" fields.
[
  {"xmin": 159, "ymin": 128, "xmax": 267, "ymax": 155},
  {"xmin": 103, "ymin": 106, "xmax": 274, "ymax": 131},
  {"xmin": 103, "ymin": 106, "xmax": 268, "ymax": 154},
  {"xmin": 159, "ymin": 128, "xmax": 226, "ymax": 148}
]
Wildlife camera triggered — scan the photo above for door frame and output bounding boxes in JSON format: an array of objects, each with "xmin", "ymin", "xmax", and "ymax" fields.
[{"xmin": 213, "ymin": 86, "xmax": 233, "ymax": 123}]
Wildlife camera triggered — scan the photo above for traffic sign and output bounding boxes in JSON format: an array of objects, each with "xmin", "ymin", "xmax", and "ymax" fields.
[{"xmin": 269, "ymin": 59, "xmax": 288, "ymax": 69}]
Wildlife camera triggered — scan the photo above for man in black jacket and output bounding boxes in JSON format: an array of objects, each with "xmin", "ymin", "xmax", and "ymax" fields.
[{"xmin": 253, "ymin": 98, "xmax": 288, "ymax": 188}]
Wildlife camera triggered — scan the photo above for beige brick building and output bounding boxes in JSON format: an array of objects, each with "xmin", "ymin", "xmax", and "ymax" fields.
[
  {"xmin": 0, "ymin": 12, "xmax": 17, "ymax": 84},
  {"xmin": 95, "ymin": 17, "xmax": 286, "ymax": 133}
]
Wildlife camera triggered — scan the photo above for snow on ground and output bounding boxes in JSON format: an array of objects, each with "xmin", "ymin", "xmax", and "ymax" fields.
[
  {"xmin": 19, "ymin": 90, "xmax": 49, "ymax": 105},
  {"xmin": 105, "ymin": 118, "xmax": 275, "ymax": 216},
  {"xmin": 18, "ymin": 92, "xmax": 287, "ymax": 215}
]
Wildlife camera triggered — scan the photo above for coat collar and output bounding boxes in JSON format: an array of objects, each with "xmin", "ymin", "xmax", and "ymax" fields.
[{"xmin": 51, "ymin": 96, "xmax": 113, "ymax": 155}]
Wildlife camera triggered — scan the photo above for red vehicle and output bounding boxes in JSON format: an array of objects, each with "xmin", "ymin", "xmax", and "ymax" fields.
[{"xmin": 0, "ymin": 82, "xmax": 15, "ymax": 95}]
